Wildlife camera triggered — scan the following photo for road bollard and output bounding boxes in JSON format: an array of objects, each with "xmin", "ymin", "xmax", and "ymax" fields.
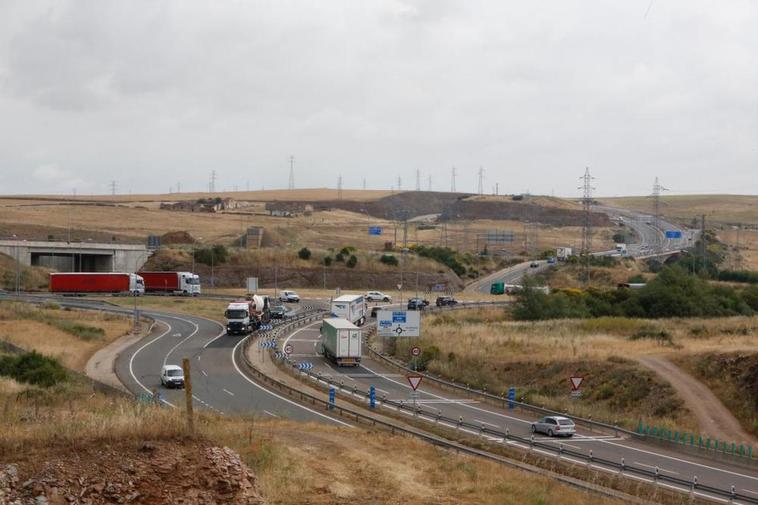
[
  {"xmin": 457, "ymin": 416, "xmax": 463, "ymax": 430},
  {"xmin": 690, "ymin": 476, "xmax": 697, "ymax": 501},
  {"xmin": 529, "ymin": 434, "xmax": 534, "ymax": 452},
  {"xmin": 558, "ymin": 443, "xmax": 563, "ymax": 460},
  {"xmin": 436, "ymin": 410, "xmax": 441, "ymax": 425},
  {"xmin": 654, "ymin": 466, "xmax": 659, "ymax": 485},
  {"xmin": 587, "ymin": 449, "xmax": 593, "ymax": 469},
  {"xmin": 620, "ymin": 457, "xmax": 625, "ymax": 475}
]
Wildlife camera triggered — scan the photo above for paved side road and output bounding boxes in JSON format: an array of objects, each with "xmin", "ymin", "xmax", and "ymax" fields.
[{"xmin": 638, "ymin": 356, "xmax": 756, "ymax": 446}]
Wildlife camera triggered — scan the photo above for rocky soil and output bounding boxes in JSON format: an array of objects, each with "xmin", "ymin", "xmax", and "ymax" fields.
[{"xmin": 0, "ymin": 439, "xmax": 265, "ymax": 505}]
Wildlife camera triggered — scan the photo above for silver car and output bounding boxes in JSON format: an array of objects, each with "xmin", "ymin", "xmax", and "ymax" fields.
[{"xmin": 531, "ymin": 416, "xmax": 576, "ymax": 437}]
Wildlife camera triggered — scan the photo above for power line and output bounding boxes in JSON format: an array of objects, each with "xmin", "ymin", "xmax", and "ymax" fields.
[
  {"xmin": 415, "ymin": 169, "xmax": 421, "ymax": 191},
  {"xmin": 109, "ymin": 180, "xmax": 117, "ymax": 196},
  {"xmin": 477, "ymin": 166, "xmax": 484, "ymax": 195},
  {"xmin": 337, "ymin": 173, "xmax": 343, "ymax": 200},
  {"xmin": 450, "ymin": 167, "xmax": 456, "ymax": 192},
  {"xmin": 579, "ymin": 167, "xmax": 595, "ymax": 284},
  {"xmin": 288, "ymin": 155, "xmax": 295, "ymax": 190}
]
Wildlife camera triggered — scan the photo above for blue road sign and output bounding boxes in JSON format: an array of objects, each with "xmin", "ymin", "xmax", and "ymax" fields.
[
  {"xmin": 369, "ymin": 385, "xmax": 376, "ymax": 409},
  {"xmin": 329, "ymin": 387, "xmax": 336, "ymax": 410},
  {"xmin": 665, "ymin": 231, "xmax": 682, "ymax": 239},
  {"xmin": 507, "ymin": 387, "xmax": 516, "ymax": 410},
  {"xmin": 368, "ymin": 226, "xmax": 383, "ymax": 236},
  {"xmin": 297, "ymin": 361, "xmax": 313, "ymax": 371}
]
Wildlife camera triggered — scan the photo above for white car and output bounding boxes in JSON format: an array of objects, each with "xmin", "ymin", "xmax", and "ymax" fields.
[
  {"xmin": 365, "ymin": 291, "xmax": 391, "ymax": 302},
  {"xmin": 160, "ymin": 364, "xmax": 185, "ymax": 389},
  {"xmin": 279, "ymin": 290, "xmax": 300, "ymax": 303},
  {"xmin": 531, "ymin": 416, "xmax": 576, "ymax": 437}
]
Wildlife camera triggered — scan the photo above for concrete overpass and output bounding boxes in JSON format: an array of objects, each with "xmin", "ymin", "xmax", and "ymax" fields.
[{"xmin": 0, "ymin": 240, "xmax": 151, "ymax": 273}]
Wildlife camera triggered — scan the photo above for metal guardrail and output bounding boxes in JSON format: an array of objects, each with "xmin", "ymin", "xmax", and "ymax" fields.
[{"xmin": 240, "ymin": 317, "xmax": 758, "ymax": 505}]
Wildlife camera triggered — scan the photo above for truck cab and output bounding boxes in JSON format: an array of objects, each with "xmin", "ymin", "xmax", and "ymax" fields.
[
  {"xmin": 225, "ymin": 301, "xmax": 255, "ymax": 335},
  {"xmin": 181, "ymin": 272, "xmax": 201, "ymax": 296}
]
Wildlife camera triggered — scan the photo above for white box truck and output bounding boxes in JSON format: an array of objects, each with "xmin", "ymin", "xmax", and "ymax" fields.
[
  {"xmin": 556, "ymin": 247, "xmax": 573, "ymax": 260},
  {"xmin": 330, "ymin": 294, "xmax": 367, "ymax": 326},
  {"xmin": 320, "ymin": 318, "xmax": 362, "ymax": 366}
]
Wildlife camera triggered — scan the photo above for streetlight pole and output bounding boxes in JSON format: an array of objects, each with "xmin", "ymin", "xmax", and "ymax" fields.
[{"xmin": 13, "ymin": 235, "xmax": 20, "ymax": 297}]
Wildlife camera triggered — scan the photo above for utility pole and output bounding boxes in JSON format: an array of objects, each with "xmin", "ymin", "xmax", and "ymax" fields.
[
  {"xmin": 450, "ymin": 167, "xmax": 456, "ymax": 192},
  {"xmin": 288, "ymin": 156, "xmax": 295, "ymax": 190},
  {"xmin": 495, "ymin": 182, "xmax": 499, "ymax": 196},
  {"xmin": 182, "ymin": 357, "xmax": 194, "ymax": 434},
  {"xmin": 579, "ymin": 167, "xmax": 595, "ymax": 284},
  {"xmin": 651, "ymin": 177, "xmax": 668, "ymax": 252},
  {"xmin": 177, "ymin": 181, "xmax": 181, "ymax": 193},
  {"xmin": 415, "ymin": 169, "xmax": 421, "ymax": 191},
  {"xmin": 337, "ymin": 174, "xmax": 343, "ymax": 200},
  {"xmin": 427, "ymin": 175, "xmax": 432, "ymax": 192},
  {"xmin": 397, "ymin": 176, "xmax": 402, "ymax": 192},
  {"xmin": 362, "ymin": 178, "xmax": 366, "ymax": 190},
  {"xmin": 477, "ymin": 166, "xmax": 484, "ymax": 195},
  {"xmin": 109, "ymin": 180, "xmax": 117, "ymax": 196},
  {"xmin": 209, "ymin": 170, "xmax": 217, "ymax": 193}
]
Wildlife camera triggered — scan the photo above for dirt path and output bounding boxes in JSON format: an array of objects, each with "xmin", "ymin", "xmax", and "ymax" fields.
[{"xmin": 638, "ymin": 356, "xmax": 756, "ymax": 445}]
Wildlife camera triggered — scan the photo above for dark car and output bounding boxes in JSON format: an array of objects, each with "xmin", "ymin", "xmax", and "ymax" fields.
[
  {"xmin": 269, "ymin": 305, "xmax": 287, "ymax": 319},
  {"xmin": 529, "ymin": 261, "xmax": 539, "ymax": 268},
  {"xmin": 407, "ymin": 298, "xmax": 429, "ymax": 310},
  {"xmin": 435, "ymin": 296, "xmax": 458, "ymax": 307}
]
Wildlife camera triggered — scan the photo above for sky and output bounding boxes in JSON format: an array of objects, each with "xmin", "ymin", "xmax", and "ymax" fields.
[{"xmin": 0, "ymin": 1, "xmax": 756, "ymax": 197}]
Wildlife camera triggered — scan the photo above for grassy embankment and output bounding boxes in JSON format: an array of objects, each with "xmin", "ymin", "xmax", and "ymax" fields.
[
  {"xmin": 390, "ymin": 308, "xmax": 758, "ymax": 431},
  {"xmin": 676, "ymin": 352, "xmax": 758, "ymax": 438},
  {"xmin": 0, "ymin": 301, "xmax": 625, "ymax": 505},
  {"xmin": 0, "ymin": 301, "xmax": 132, "ymax": 370}
]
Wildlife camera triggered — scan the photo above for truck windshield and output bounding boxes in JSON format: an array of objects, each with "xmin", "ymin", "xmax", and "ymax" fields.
[
  {"xmin": 226, "ymin": 310, "xmax": 248, "ymax": 319},
  {"xmin": 167, "ymin": 370, "xmax": 183, "ymax": 377},
  {"xmin": 187, "ymin": 277, "xmax": 200, "ymax": 285}
]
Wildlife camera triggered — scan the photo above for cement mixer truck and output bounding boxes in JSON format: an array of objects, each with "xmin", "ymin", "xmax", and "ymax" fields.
[{"xmin": 224, "ymin": 295, "xmax": 270, "ymax": 335}]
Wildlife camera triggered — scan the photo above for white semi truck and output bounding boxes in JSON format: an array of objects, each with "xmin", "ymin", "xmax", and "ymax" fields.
[
  {"xmin": 224, "ymin": 295, "xmax": 269, "ymax": 335},
  {"xmin": 330, "ymin": 294, "xmax": 367, "ymax": 326},
  {"xmin": 320, "ymin": 318, "xmax": 362, "ymax": 367}
]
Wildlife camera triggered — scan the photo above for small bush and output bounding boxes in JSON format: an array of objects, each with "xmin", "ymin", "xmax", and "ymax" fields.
[
  {"xmin": 346, "ymin": 255, "xmax": 357, "ymax": 268},
  {"xmin": 335, "ymin": 252, "xmax": 345, "ymax": 262},
  {"xmin": 380, "ymin": 254, "xmax": 399, "ymax": 266},
  {"xmin": 339, "ymin": 246, "xmax": 356, "ymax": 256},
  {"xmin": 55, "ymin": 322, "xmax": 106, "ymax": 341},
  {"xmin": 323, "ymin": 256, "xmax": 333, "ymax": 267},
  {"xmin": 0, "ymin": 351, "xmax": 67, "ymax": 387},
  {"xmin": 193, "ymin": 244, "xmax": 228, "ymax": 265},
  {"xmin": 629, "ymin": 327, "xmax": 673, "ymax": 345},
  {"xmin": 297, "ymin": 247, "xmax": 312, "ymax": 260}
]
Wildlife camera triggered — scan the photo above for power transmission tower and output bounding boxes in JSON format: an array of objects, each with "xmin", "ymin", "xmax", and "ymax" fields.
[
  {"xmin": 209, "ymin": 171, "xmax": 217, "ymax": 193},
  {"xmin": 477, "ymin": 167, "xmax": 484, "ymax": 195},
  {"xmin": 337, "ymin": 174, "xmax": 343, "ymax": 200},
  {"xmin": 415, "ymin": 169, "xmax": 421, "ymax": 191},
  {"xmin": 651, "ymin": 177, "xmax": 668, "ymax": 251},
  {"xmin": 427, "ymin": 175, "xmax": 432, "ymax": 191},
  {"xmin": 109, "ymin": 180, "xmax": 117, "ymax": 196},
  {"xmin": 288, "ymin": 156, "xmax": 295, "ymax": 190},
  {"xmin": 450, "ymin": 167, "xmax": 456, "ymax": 192},
  {"xmin": 397, "ymin": 176, "xmax": 402, "ymax": 191},
  {"xmin": 362, "ymin": 178, "xmax": 366, "ymax": 190},
  {"xmin": 177, "ymin": 182, "xmax": 181, "ymax": 193},
  {"xmin": 579, "ymin": 167, "xmax": 595, "ymax": 284}
]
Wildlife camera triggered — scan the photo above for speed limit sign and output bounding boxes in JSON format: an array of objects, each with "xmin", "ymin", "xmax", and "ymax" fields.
[
  {"xmin": 410, "ymin": 346, "xmax": 421, "ymax": 357},
  {"xmin": 284, "ymin": 344, "xmax": 293, "ymax": 355}
]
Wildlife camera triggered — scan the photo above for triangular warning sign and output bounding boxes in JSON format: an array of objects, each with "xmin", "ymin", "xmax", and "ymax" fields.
[
  {"xmin": 570, "ymin": 376, "xmax": 584, "ymax": 390},
  {"xmin": 407, "ymin": 374, "xmax": 423, "ymax": 391}
]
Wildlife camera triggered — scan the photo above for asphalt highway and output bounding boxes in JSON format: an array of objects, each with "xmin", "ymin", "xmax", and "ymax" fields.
[{"xmin": 283, "ymin": 320, "xmax": 758, "ymax": 502}]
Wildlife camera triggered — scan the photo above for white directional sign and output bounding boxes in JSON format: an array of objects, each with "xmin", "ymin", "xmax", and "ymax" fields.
[
  {"xmin": 246, "ymin": 277, "xmax": 258, "ymax": 293},
  {"xmin": 377, "ymin": 310, "xmax": 421, "ymax": 337}
]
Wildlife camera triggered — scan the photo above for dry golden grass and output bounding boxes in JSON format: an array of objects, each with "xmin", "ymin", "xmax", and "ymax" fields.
[
  {"xmin": 718, "ymin": 227, "xmax": 758, "ymax": 270},
  {"xmin": 0, "ymin": 383, "xmax": 622, "ymax": 505},
  {"xmin": 416, "ymin": 309, "xmax": 758, "ymax": 363},
  {"xmin": 600, "ymin": 194, "xmax": 758, "ymax": 226},
  {"xmin": 466, "ymin": 194, "xmax": 583, "ymax": 211},
  {"xmin": 0, "ymin": 302, "xmax": 132, "ymax": 370},
  {"xmin": 0, "ymin": 253, "xmax": 51, "ymax": 291}
]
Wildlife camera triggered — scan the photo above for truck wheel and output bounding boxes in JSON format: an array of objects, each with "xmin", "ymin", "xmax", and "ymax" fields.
[{"xmin": 383, "ymin": 297, "xmax": 390, "ymax": 302}]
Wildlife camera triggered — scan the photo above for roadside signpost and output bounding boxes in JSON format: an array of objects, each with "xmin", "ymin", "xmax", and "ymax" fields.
[
  {"xmin": 407, "ymin": 374, "xmax": 423, "ymax": 412},
  {"xmin": 368, "ymin": 226, "xmax": 383, "ymax": 236},
  {"xmin": 570, "ymin": 375, "xmax": 584, "ymax": 398},
  {"xmin": 410, "ymin": 346, "xmax": 421, "ymax": 371},
  {"xmin": 246, "ymin": 277, "xmax": 258, "ymax": 293},
  {"xmin": 507, "ymin": 387, "xmax": 516, "ymax": 410},
  {"xmin": 377, "ymin": 310, "xmax": 421, "ymax": 337},
  {"xmin": 284, "ymin": 343, "xmax": 293, "ymax": 356}
]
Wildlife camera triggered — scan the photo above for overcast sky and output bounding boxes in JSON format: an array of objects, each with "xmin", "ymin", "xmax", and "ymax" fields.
[{"xmin": 0, "ymin": 1, "xmax": 756, "ymax": 197}]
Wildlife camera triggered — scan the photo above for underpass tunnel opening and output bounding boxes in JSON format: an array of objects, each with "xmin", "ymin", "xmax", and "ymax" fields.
[{"xmin": 31, "ymin": 252, "xmax": 114, "ymax": 272}]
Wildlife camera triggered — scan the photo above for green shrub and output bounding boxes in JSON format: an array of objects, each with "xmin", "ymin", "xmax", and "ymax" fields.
[
  {"xmin": 380, "ymin": 254, "xmax": 399, "ymax": 266},
  {"xmin": 193, "ymin": 244, "xmax": 228, "ymax": 265},
  {"xmin": 719, "ymin": 270, "xmax": 758, "ymax": 284},
  {"xmin": 335, "ymin": 252, "xmax": 345, "ymax": 262},
  {"xmin": 297, "ymin": 247, "xmax": 311, "ymax": 260},
  {"xmin": 339, "ymin": 246, "xmax": 356, "ymax": 255},
  {"xmin": 0, "ymin": 351, "xmax": 67, "ymax": 388},
  {"xmin": 323, "ymin": 256, "xmax": 333, "ymax": 267},
  {"xmin": 410, "ymin": 245, "xmax": 466, "ymax": 276},
  {"xmin": 629, "ymin": 327, "xmax": 673, "ymax": 345},
  {"xmin": 346, "ymin": 255, "xmax": 357, "ymax": 268}
]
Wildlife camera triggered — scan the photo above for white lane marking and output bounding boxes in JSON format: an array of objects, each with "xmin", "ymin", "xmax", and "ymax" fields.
[
  {"xmin": 223, "ymin": 388, "xmax": 235, "ymax": 396},
  {"xmin": 231, "ymin": 337, "xmax": 353, "ymax": 427},
  {"xmin": 743, "ymin": 488, "xmax": 758, "ymax": 496},
  {"xmin": 264, "ymin": 410, "xmax": 279, "ymax": 418},
  {"xmin": 127, "ymin": 321, "xmax": 176, "ymax": 408},
  {"xmin": 283, "ymin": 323, "xmax": 320, "ymax": 349},
  {"xmin": 359, "ymin": 363, "xmax": 758, "ymax": 483},
  {"xmin": 161, "ymin": 316, "xmax": 199, "ymax": 366},
  {"xmin": 474, "ymin": 419, "xmax": 500, "ymax": 428},
  {"xmin": 172, "ymin": 333, "xmax": 181, "ymax": 337},
  {"xmin": 286, "ymin": 338, "xmax": 317, "ymax": 342},
  {"xmin": 201, "ymin": 370, "xmax": 208, "ymax": 377},
  {"xmin": 634, "ymin": 462, "xmax": 679, "ymax": 475}
]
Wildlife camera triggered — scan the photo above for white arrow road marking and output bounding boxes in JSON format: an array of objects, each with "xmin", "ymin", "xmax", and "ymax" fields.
[{"xmin": 223, "ymin": 389, "xmax": 235, "ymax": 396}]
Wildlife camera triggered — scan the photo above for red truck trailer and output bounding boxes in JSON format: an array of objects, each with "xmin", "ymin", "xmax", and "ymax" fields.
[
  {"xmin": 137, "ymin": 271, "xmax": 201, "ymax": 296},
  {"xmin": 49, "ymin": 273, "xmax": 145, "ymax": 295}
]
